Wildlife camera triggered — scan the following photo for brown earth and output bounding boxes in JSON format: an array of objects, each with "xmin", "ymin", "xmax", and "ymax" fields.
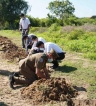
[
  {"xmin": 21, "ymin": 77, "xmax": 78, "ymax": 106},
  {"xmin": 0, "ymin": 36, "xmax": 96, "ymax": 106},
  {"xmin": 0, "ymin": 36, "xmax": 26, "ymax": 62}
]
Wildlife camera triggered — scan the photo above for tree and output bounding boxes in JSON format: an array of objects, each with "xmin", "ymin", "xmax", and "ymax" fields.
[
  {"xmin": 47, "ymin": 0, "xmax": 75, "ymax": 25},
  {"xmin": 0, "ymin": 0, "xmax": 30, "ymax": 29}
]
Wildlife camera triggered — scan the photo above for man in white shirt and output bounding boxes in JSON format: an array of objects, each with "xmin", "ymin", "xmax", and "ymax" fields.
[
  {"xmin": 36, "ymin": 41, "xmax": 66, "ymax": 69},
  {"xmin": 29, "ymin": 36, "xmax": 46, "ymax": 55},
  {"xmin": 19, "ymin": 13, "xmax": 31, "ymax": 48}
]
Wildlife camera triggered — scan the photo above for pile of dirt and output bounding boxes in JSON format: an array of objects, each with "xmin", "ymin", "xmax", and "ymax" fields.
[
  {"xmin": 21, "ymin": 77, "xmax": 78, "ymax": 105},
  {"xmin": 0, "ymin": 36, "xmax": 26, "ymax": 61}
]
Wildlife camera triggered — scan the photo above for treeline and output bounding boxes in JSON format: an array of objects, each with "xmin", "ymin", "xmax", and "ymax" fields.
[
  {"xmin": 28, "ymin": 16, "xmax": 96, "ymax": 27},
  {"xmin": 0, "ymin": 0, "xmax": 96, "ymax": 30}
]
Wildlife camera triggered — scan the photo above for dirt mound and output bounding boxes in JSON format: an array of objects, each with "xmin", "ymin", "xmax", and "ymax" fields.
[
  {"xmin": 21, "ymin": 77, "xmax": 78, "ymax": 105},
  {"xmin": 0, "ymin": 36, "xmax": 26, "ymax": 61}
]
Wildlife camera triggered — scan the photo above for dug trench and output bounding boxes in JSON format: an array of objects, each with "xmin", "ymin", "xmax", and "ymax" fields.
[{"xmin": 0, "ymin": 36, "xmax": 96, "ymax": 106}]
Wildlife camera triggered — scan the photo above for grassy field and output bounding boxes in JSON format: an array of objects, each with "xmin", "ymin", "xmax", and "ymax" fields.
[{"xmin": 0, "ymin": 28, "xmax": 96, "ymax": 99}]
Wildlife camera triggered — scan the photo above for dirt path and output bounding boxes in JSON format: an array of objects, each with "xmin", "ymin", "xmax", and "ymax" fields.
[{"xmin": 0, "ymin": 52, "xmax": 34, "ymax": 106}]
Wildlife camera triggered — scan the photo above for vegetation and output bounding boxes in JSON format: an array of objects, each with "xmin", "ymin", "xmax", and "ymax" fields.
[
  {"xmin": 0, "ymin": 25, "xmax": 96, "ymax": 99},
  {"xmin": 0, "ymin": 0, "xmax": 30, "ymax": 29},
  {"xmin": 47, "ymin": 0, "xmax": 75, "ymax": 25},
  {"xmin": 0, "ymin": 24, "xmax": 96, "ymax": 60}
]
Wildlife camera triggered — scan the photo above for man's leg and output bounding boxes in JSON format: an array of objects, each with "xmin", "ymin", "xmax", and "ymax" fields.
[
  {"xmin": 9, "ymin": 68, "xmax": 38, "ymax": 89},
  {"xmin": 22, "ymin": 29, "xmax": 29, "ymax": 48},
  {"xmin": 51, "ymin": 60, "xmax": 59, "ymax": 69},
  {"xmin": 22, "ymin": 30, "xmax": 26, "ymax": 48},
  {"xmin": 50, "ymin": 52, "xmax": 65, "ymax": 69}
]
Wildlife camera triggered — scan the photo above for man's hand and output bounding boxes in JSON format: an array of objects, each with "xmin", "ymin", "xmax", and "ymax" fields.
[
  {"xmin": 26, "ymin": 52, "xmax": 29, "ymax": 56},
  {"xmin": 19, "ymin": 28, "xmax": 22, "ymax": 31},
  {"xmin": 36, "ymin": 68, "xmax": 47, "ymax": 79},
  {"xmin": 43, "ymin": 68, "xmax": 50, "ymax": 79},
  {"xmin": 25, "ymin": 29, "xmax": 28, "ymax": 34}
]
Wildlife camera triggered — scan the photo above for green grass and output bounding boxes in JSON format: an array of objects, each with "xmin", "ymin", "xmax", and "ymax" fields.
[{"xmin": 0, "ymin": 28, "xmax": 96, "ymax": 99}]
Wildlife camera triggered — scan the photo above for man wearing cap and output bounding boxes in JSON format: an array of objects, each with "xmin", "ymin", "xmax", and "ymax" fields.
[
  {"xmin": 19, "ymin": 13, "xmax": 31, "ymax": 48},
  {"xmin": 9, "ymin": 48, "xmax": 58, "ymax": 89},
  {"xmin": 36, "ymin": 41, "xmax": 66, "ymax": 69}
]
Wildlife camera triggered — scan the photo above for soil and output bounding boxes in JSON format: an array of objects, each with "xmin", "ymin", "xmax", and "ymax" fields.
[
  {"xmin": 0, "ymin": 36, "xmax": 26, "ymax": 62},
  {"xmin": 21, "ymin": 78, "xmax": 78, "ymax": 106},
  {"xmin": 0, "ymin": 36, "xmax": 96, "ymax": 106}
]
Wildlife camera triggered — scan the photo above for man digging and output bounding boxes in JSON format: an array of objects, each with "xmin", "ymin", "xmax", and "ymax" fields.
[{"xmin": 9, "ymin": 48, "xmax": 59, "ymax": 89}]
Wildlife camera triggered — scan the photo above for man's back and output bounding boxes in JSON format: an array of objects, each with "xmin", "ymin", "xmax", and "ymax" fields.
[
  {"xmin": 19, "ymin": 53, "xmax": 48, "ymax": 70},
  {"xmin": 44, "ymin": 42, "xmax": 63, "ymax": 53}
]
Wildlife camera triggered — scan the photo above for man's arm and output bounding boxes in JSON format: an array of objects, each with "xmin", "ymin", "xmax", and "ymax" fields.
[
  {"xmin": 27, "ymin": 24, "xmax": 30, "ymax": 30},
  {"xmin": 19, "ymin": 19, "xmax": 22, "ymax": 31},
  {"xmin": 28, "ymin": 47, "xmax": 36, "ymax": 55},
  {"xmin": 27, "ymin": 18, "xmax": 30, "ymax": 30},
  {"xmin": 35, "ymin": 68, "xmax": 47, "ymax": 79},
  {"xmin": 43, "ymin": 68, "xmax": 50, "ymax": 79}
]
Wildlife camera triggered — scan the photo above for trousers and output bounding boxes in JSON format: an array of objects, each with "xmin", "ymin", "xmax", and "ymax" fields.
[
  {"xmin": 22, "ymin": 29, "xmax": 29, "ymax": 48},
  {"xmin": 14, "ymin": 65, "xmax": 38, "ymax": 85},
  {"xmin": 52, "ymin": 52, "xmax": 65, "ymax": 66}
]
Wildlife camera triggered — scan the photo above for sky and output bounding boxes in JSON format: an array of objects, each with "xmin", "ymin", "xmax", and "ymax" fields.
[{"xmin": 26, "ymin": 0, "xmax": 96, "ymax": 18}]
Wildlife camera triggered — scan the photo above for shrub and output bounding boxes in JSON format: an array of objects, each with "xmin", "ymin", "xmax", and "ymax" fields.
[
  {"xmin": 48, "ymin": 23, "xmax": 61, "ymax": 32},
  {"xmin": 67, "ymin": 41, "xmax": 81, "ymax": 52},
  {"xmin": 30, "ymin": 27, "xmax": 39, "ymax": 33},
  {"xmin": 67, "ymin": 29, "xmax": 84, "ymax": 40}
]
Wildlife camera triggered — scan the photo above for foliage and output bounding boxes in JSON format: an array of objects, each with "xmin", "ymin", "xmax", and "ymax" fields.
[
  {"xmin": 48, "ymin": 23, "xmax": 61, "ymax": 32},
  {"xmin": 30, "ymin": 25, "xmax": 96, "ymax": 60},
  {"xmin": 0, "ymin": 0, "xmax": 30, "ymax": 29},
  {"xmin": 47, "ymin": 0, "xmax": 75, "ymax": 19},
  {"xmin": 67, "ymin": 29, "xmax": 84, "ymax": 40},
  {"xmin": 0, "ymin": 24, "xmax": 96, "ymax": 60},
  {"xmin": 47, "ymin": 0, "xmax": 75, "ymax": 25},
  {"xmin": 45, "ymin": 15, "xmax": 58, "ymax": 27}
]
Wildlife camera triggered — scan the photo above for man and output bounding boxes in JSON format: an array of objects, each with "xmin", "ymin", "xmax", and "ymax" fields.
[
  {"xmin": 9, "ymin": 48, "xmax": 59, "ymax": 89},
  {"xmin": 29, "ymin": 36, "xmax": 46, "ymax": 55},
  {"xmin": 19, "ymin": 13, "xmax": 31, "ymax": 48},
  {"xmin": 36, "ymin": 41, "xmax": 66, "ymax": 69},
  {"xmin": 23, "ymin": 34, "xmax": 36, "ymax": 54}
]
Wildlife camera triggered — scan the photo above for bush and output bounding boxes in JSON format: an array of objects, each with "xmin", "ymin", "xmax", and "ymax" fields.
[
  {"xmin": 67, "ymin": 29, "xmax": 84, "ymax": 40},
  {"xmin": 30, "ymin": 27, "xmax": 39, "ymax": 33},
  {"xmin": 48, "ymin": 23, "xmax": 61, "ymax": 32}
]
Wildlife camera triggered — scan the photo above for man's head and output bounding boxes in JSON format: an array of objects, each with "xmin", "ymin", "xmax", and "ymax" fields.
[
  {"xmin": 36, "ymin": 41, "xmax": 44, "ymax": 48},
  {"xmin": 20, "ymin": 13, "xmax": 24, "ymax": 18},
  {"xmin": 32, "ymin": 36, "xmax": 38, "ymax": 42},
  {"xmin": 47, "ymin": 48, "xmax": 59, "ymax": 62}
]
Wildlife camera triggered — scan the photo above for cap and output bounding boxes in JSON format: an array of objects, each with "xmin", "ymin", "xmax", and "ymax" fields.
[{"xmin": 49, "ymin": 48, "xmax": 59, "ymax": 59}]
